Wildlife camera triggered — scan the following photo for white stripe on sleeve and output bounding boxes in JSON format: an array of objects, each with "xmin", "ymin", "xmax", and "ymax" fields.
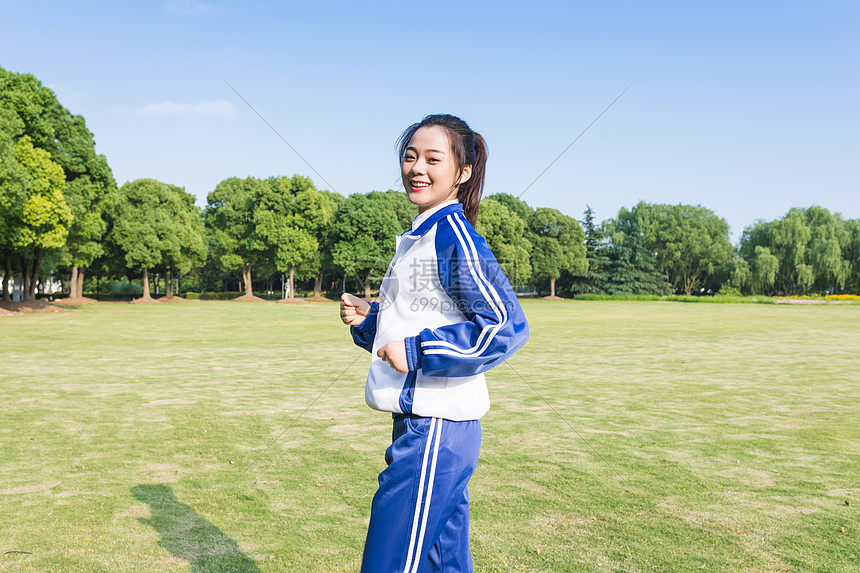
[{"xmin": 420, "ymin": 213, "xmax": 509, "ymax": 357}]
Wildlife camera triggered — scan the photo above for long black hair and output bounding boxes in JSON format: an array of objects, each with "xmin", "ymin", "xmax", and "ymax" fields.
[{"xmin": 396, "ymin": 114, "xmax": 487, "ymax": 227}]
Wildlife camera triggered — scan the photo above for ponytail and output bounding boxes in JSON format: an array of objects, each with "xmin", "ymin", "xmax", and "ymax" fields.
[
  {"xmin": 397, "ymin": 114, "xmax": 488, "ymax": 227},
  {"xmin": 457, "ymin": 132, "xmax": 487, "ymax": 227}
]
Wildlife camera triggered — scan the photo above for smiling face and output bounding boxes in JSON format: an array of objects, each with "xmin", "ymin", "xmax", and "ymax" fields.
[{"xmin": 401, "ymin": 125, "xmax": 472, "ymax": 214}]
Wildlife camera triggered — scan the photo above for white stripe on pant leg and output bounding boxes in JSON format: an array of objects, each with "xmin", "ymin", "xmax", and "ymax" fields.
[
  {"xmin": 404, "ymin": 417, "xmax": 437, "ymax": 572},
  {"xmin": 409, "ymin": 418, "xmax": 444, "ymax": 573}
]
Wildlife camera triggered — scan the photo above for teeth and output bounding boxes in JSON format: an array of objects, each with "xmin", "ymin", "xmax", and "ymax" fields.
[{"xmin": 412, "ymin": 182, "xmax": 429, "ymax": 187}]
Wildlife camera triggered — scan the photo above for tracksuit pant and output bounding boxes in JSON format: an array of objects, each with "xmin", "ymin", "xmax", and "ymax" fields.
[{"xmin": 361, "ymin": 413, "xmax": 482, "ymax": 573}]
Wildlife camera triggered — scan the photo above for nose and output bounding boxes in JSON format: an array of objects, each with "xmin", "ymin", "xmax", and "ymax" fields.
[{"xmin": 409, "ymin": 157, "xmax": 426, "ymax": 175}]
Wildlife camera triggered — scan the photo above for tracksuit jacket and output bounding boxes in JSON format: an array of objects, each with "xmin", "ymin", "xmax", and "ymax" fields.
[{"xmin": 350, "ymin": 199, "xmax": 530, "ymax": 421}]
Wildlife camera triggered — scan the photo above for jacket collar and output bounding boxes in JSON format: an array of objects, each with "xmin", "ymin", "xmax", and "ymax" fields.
[{"xmin": 406, "ymin": 199, "xmax": 463, "ymax": 237}]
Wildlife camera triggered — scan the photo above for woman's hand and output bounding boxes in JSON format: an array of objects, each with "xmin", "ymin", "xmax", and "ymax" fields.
[
  {"xmin": 340, "ymin": 293, "xmax": 371, "ymax": 326},
  {"xmin": 377, "ymin": 340, "xmax": 409, "ymax": 373}
]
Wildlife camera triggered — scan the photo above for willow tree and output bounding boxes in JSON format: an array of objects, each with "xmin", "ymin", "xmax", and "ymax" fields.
[
  {"xmin": 738, "ymin": 207, "xmax": 853, "ymax": 295},
  {"xmin": 621, "ymin": 202, "xmax": 733, "ymax": 295}
]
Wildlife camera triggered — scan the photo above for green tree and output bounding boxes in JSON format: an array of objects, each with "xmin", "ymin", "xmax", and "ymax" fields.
[
  {"xmin": 0, "ymin": 136, "xmax": 72, "ymax": 301},
  {"xmin": 0, "ymin": 66, "xmax": 57, "ymax": 150},
  {"xmin": 731, "ymin": 241, "xmax": 781, "ymax": 296},
  {"xmin": 330, "ymin": 192, "xmax": 403, "ymax": 299},
  {"xmin": 802, "ymin": 206, "xmax": 850, "ymax": 293},
  {"xmin": 288, "ymin": 180, "xmax": 344, "ymax": 298},
  {"xmin": 738, "ymin": 207, "xmax": 852, "ymax": 295},
  {"xmin": 738, "ymin": 219, "xmax": 775, "ymax": 262},
  {"xmin": 204, "ymin": 177, "xmax": 270, "ymax": 299},
  {"xmin": 256, "ymin": 175, "xmax": 325, "ymax": 299},
  {"xmin": 730, "ymin": 257, "xmax": 752, "ymax": 293},
  {"xmin": 158, "ymin": 186, "xmax": 206, "ymax": 298},
  {"xmin": 844, "ymin": 219, "xmax": 860, "ymax": 294},
  {"xmin": 769, "ymin": 209, "xmax": 812, "ymax": 294},
  {"xmin": 527, "ymin": 207, "xmax": 586, "ymax": 297},
  {"xmin": 476, "ymin": 198, "xmax": 532, "ymax": 288},
  {"xmin": 54, "ymin": 128, "xmax": 116, "ymax": 298},
  {"xmin": 486, "ymin": 192, "xmax": 533, "ymax": 223},
  {"xmin": 751, "ymin": 246, "xmax": 779, "ymax": 294},
  {"xmin": 313, "ymin": 190, "xmax": 345, "ymax": 297},
  {"xmin": 110, "ymin": 179, "xmax": 196, "ymax": 301},
  {"xmin": 565, "ymin": 205, "xmax": 611, "ymax": 295},
  {"xmin": 379, "ymin": 189, "xmax": 417, "ymax": 231},
  {"xmin": 603, "ymin": 217, "xmax": 670, "ymax": 296},
  {"xmin": 626, "ymin": 202, "xmax": 733, "ymax": 295},
  {"xmin": 109, "ymin": 179, "xmax": 164, "ymax": 300},
  {"xmin": 0, "ymin": 108, "xmax": 27, "ymax": 300},
  {"xmin": 0, "ymin": 65, "xmax": 116, "ymax": 299}
]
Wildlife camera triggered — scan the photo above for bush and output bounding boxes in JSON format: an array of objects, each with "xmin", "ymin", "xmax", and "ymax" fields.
[
  {"xmin": 110, "ymin": 279, "xmax": 142, "ymax": 296},
  {"xmin": 185, "ymin": 292, "xmax": 242, "ymax": 300},
  {"xmin": 184, "ymin": 291, "xmax": 281, "ymax": 301},
  {"xmin": 178, "ymin": 277, "xmax": 201, "ymax": 294},
  {"xmin": 572, "ymin": 293, "xmax": 773, "ymax": 304},
  {"xmin": 717, "ymin": 285, "xmax": 743, "ymax": 297}
]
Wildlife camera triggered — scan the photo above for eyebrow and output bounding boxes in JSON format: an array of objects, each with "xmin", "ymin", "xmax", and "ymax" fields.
[{"xmin": 406, "ymin": 146, "xmax": 446, "ymax": 155}]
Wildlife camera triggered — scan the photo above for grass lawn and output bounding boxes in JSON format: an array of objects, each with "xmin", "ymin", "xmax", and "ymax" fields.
[{"xmin": 1, "ymin": 300, "xmax": 858, "ymax": 572}]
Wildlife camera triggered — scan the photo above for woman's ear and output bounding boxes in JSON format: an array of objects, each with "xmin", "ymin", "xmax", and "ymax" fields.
[{"xmin": 457, "ymin": 165, "xmax": 473, "ymax": 186}]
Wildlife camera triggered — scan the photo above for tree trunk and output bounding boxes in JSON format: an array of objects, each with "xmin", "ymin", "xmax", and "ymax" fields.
[
  {"xmin": 24, "ymin": 249, "xmax": 43, "ymax": 302},
  {"xmin": 242, "ymin": 263, "xmax": 253, "ymax": 297},
  {"xmin": 364, "ymin": 270, "xmax": 372, "ymax": 300},
  {"xmin": 288, "ymin": 266, "xmax": 295, "ymax": 299},
  {"xmin": 22, "ymin": 257, "xmax": 31, "ymax": 302},
  {"xmin": 77, "ymin": 267, "xmax": 85, "ymax": 298},
  {"xmin": 3, "ymin": 254, "xmax": 11, "ymax": 302},
  {"xmin": 166, "ymin": 267, "xmax": 174, "ymax": 298},
  {"xmin": 314, "ymin": 271, "xmax": 323, "ymax": 298},
  {"xmin": 70, "ymin": 266, "xmax": 79, "ymax": 298},
  {"xmin": 550, "ymin": 277, "xmax": 556, "ymax": 298},
  {"xmin": 684, "ymin": 270, "xmax": 700, "ymax": 296},
  {"xmin": 141, "ymin": 268, "xmax": 152, "ymax": 299},
  {"xmin": 32, "ymin": 250, "xmax": 44, "ymax": 301}
]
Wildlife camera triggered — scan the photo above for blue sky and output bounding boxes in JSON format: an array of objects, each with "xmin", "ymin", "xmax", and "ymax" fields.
[{"xmin": 2, "ymin": 1, "xmax": 857, "ymax": 241}]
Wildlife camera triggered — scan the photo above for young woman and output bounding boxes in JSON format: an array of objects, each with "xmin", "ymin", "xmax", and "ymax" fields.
[{"xmin": 340, "ymin": 114, "xmax": 529, "ymax": 573}]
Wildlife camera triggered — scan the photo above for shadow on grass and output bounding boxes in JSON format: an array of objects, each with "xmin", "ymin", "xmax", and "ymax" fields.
[{"xmin": 132, "ymin": 484, "xmax": 261, "ymax": 573}]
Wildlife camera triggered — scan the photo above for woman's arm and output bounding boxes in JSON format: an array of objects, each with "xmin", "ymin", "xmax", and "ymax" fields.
[{"xmin": 404, "ymin": 213, "xmax": 529, "ymax": 376}]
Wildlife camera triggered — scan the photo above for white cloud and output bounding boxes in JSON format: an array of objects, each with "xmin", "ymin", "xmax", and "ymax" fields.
[
  {"xmin": 137, "ymin": 100, "xmax": 236, "ymax": 117},
  {"xmin": 164, "ymin": 1, "xmax": 223, "ymax": 16},
  {"xmin": 194, "ymin": 100, "xmax": 235, "ymax": 116}
]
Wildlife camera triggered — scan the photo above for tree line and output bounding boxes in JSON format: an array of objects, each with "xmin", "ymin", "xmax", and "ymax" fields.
[{"xmin": 3, "ymin": 66, "xmax": 859, "ymax": 302}]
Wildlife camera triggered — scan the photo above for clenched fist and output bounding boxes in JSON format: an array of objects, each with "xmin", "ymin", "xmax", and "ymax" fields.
[
  {"xmin": 340, "ymin": 292, "xmax": 371, "ymax": 326},
  {"xmin": 377, "ymin": 340, "xmax": 408, "ymax": 373}
]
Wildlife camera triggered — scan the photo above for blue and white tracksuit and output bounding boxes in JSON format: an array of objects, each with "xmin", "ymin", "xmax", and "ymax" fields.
[{"xmin": 350, "ymin": 199, "xmax": 529, "ymax": 572}]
